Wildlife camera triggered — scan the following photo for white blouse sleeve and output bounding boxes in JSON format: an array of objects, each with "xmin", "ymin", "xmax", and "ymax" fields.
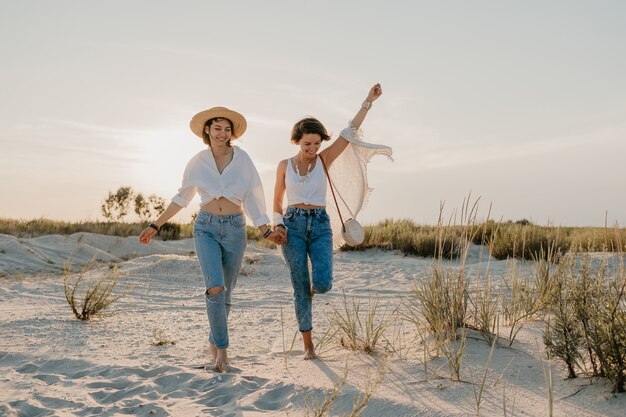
[
  {"xmin": 242, "ymin": 154, "xmax": 270, "ymax": 227},
  {"xmin": 171, "ymin": 157, "xmax": 198, "ymax": 207}
]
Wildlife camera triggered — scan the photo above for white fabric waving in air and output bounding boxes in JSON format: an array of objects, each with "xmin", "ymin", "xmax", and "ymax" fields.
[{"xmin": 325, "ymin": 122, "xmax": 393, "ymax": 249}]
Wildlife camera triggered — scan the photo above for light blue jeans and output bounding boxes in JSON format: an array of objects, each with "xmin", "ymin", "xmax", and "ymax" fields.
[
  {"xmin": 193, "ymin": 211, "xmax": 247, "ymax": 349},
  {"xmin": 280, "ymin": 207, "xmax": 333, "ymax": 332}
]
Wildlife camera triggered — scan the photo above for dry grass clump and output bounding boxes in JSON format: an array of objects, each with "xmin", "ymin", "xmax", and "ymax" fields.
[
  {"xmin": 152, "ymin": 328, "xmax": 176, "ymax": 346},
  {"xmin": 542, "ymin": 251, "xmax": 626, "ymax": 393},
  {"xmin": 332, "ymin": 292, "xmax": 390, "ymax": 354},
  {"xmin": 403, "ymin": 197, "xmax": 480, "ymax": 380},
  {"xmin": 405, "ymin": 264, "xmax": 469, "ymax": 356},
  {"xmin": 64, "ymin": 263, "xmax": 129, "ymax": 320}
]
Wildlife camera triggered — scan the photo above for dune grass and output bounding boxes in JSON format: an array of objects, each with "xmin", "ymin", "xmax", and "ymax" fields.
[
  {"xmin": 3, "ymin": 216, "xmax": 624, "ymax": 260},
  {"xmin": 344, "ymin": 218, "xmax": 626, "ymax": 261},
  {"xmin": 0, "ymin": 217, "xmax": 191, "ymax": 240},
  {"xmin": 332, "ymin": 292, "xmax": 391, "ymax": 354},
  {"xmin": 0, "ymin": 217, "xmax": 270, "ymax": 243}
]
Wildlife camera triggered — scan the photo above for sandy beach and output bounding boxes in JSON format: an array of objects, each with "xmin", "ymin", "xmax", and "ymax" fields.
[{"xmin": 1, "ymin": 232, "xmax": 624, "ymax": 416}]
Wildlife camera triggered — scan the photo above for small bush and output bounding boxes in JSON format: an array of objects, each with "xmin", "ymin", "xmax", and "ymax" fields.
[
  {"xmin": 542, "ymin": 252, "xmax": 626, "ymax": 393},
  {"xmin": 543, "ymin": 257, "xmax": 584, "ymax": 379},
  {"xmin": 64, "ymin": 263, "xmax": 128, "ymax": 320},
  {"xmin": 152, "ymin": 328, "xmax": 176, "ymax": 346}
]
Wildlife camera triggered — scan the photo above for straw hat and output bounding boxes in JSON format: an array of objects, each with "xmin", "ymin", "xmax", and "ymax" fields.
[{"xmin": 189, "ymin": 106, "xmax": 247, "ymax": 139}]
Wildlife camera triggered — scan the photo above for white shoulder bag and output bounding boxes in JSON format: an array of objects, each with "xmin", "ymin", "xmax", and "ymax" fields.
[{"xmin": 320, "ymin": 157, "xmax": 365, "ymax": 246}]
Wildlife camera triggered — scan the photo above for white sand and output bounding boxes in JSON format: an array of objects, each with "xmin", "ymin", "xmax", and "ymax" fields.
[{"xmin": 0, "ymin": 233, "xmax": 624, "ymax": 416}]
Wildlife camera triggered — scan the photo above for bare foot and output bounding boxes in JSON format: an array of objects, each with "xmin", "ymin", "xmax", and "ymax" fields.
[
  {"xmin": 304, "ymin": 347, "xmax": 318, "ymax": 360},
  {"xmin": 214, "ymin": 348, "xmax": 230, "ymax": 372},
  {"xmin": 302, "ymin": 331, "xmax": 317, "ymax": 360},
  {"xmin": 209, "ymin": 343, "xmax": 217, "ymax": 361}
]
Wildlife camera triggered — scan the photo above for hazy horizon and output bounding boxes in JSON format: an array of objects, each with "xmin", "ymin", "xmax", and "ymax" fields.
[{"xmin": 2, "ymin": 1, "xmax": 625, "ymax": 227}]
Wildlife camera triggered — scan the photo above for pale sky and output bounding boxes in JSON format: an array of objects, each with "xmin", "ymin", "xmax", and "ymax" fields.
[{"xmin": 1, "ymin": 1, "xmax": 625, "ymax": 227}]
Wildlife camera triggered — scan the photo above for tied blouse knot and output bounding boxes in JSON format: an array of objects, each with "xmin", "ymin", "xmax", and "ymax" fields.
[{"xmin": 171, "ymin": 147, "xmax": 270, "ymax": 227}]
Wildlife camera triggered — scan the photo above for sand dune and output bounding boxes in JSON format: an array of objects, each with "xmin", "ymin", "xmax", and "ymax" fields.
[
  {"xmin": 0, "ymin": 233, "xmax": 196, "ymax": 277},
  {"xmin": 0, "ymin": 235, "xmax": 624, "ymax": 416}
]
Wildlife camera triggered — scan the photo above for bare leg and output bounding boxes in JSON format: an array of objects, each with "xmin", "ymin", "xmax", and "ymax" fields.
[
  {"xmin": 209, "ymin": 343, "xmax": 217, "ymax": 360},
  {"xmin": 302, "ymin": 331, "xmax": 317, "ymax": 360}
]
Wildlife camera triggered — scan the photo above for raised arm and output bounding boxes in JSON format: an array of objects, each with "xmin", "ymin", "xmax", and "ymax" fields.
[{"xmin": 320, "ymin": 83, "xmax": 383, "ymax": 167}]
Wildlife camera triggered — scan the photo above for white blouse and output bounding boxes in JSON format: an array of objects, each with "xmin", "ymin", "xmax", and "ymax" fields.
[{"xmin": 171, "ymin": 147, "xmax": 270, "ymax": 227}]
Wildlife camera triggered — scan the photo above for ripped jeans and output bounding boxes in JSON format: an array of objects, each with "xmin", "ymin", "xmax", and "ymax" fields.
[
  {"xmin": 280, "ymin": 207, "xmax": 333, "ymax": 332},
  {"xmin": 193, "ymin": 210, "xmax": 247, "ymax": 349}
]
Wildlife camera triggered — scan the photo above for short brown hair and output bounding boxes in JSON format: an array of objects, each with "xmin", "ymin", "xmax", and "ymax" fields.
[
  {"xmin": 202, "ymin": 117, "xmax": 233, "ymax": 147},
  {"xmin": 290, "ymin": 117, "xmax": 331, "ymax": 143}
]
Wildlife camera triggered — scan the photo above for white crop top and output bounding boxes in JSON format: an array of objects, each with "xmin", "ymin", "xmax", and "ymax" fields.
[
  {"xmin": 285, "ymin": 156, "xmax": 328, "ymax": 207},
  {"xmin": 171, "ymin": 147, "xmax": 270, "ymax": 227}
]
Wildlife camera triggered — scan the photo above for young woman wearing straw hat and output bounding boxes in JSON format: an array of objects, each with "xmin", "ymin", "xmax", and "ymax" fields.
[
  {"xmin": 272, "ymin": 84, "xmax": 390, "ymax": 360},
  {"xmin": 139, "ymin": 107, "xmax": 283, "ymax": 372}
]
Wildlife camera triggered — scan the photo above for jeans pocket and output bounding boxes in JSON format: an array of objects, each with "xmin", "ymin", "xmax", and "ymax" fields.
[
  {"xmin": 283, "ymin": 211, "xmax": 295, "ymax": 222},
  {"xmin": 195, "ymin": 213, "xmax": 209, "ymax": 225},
  {"xmin": 231, "ymin": 215, "xmax": 245, "ymax": 228}
]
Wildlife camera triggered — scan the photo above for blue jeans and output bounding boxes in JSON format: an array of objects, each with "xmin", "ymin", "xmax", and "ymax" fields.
[
  {"xmin": 280, "ymin": 207, "xmax": 333, "ymax": 332},
  {"xmin": 193, "ymin": 211, "xmax": 247, "ymax": 349}
]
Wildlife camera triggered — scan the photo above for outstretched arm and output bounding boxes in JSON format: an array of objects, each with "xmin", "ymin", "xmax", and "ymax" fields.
[{"xmin": 320, "ymin": 83, "xmax": 383, "ymax": 167}]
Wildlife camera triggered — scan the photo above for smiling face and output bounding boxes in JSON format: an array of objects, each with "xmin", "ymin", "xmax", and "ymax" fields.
[
  {"xmin": 298, "ymin": 133, "xmax": 322, "ymax": 158},
  {"xmin": 203, "ymin": 118, "xmax": 233, "ymax": 147},
  {"xmin": 290, "ymin": 118, "xmax": 331, "ymax": 156}
]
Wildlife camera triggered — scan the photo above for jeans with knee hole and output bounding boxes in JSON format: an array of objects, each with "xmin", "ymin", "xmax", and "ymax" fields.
[
  {"xmin": 193, "ymin": 210, "xmax": 247, "ymax": 349},
  {"xmin": 280, "ymin": 207, "xmax": 333, "ymax": 332}
]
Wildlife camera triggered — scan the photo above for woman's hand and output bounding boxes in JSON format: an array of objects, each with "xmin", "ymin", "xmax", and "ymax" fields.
[
  {"xmin": 321, "ymin": 82, "xmax": 383, "ymax": 166},
  {"xmin": 138, "ymin": 227, "xmax": 157, "ymax": 245},
  {"xmin": 268, "ymin": 226, "xmax": 287, "ymax": 245},
  {"xmin": 366, "ymin": 83, "xmax": 382, "ymax": 103},
  {"xmin": 275, "ymin": 226, "xmax": 287, "ymax": 244}
]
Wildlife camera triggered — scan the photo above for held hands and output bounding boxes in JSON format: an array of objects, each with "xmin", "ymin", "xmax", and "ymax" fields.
[{"xmin": 267, "ymin": 226, "xmax": 287, "ymax": 245}]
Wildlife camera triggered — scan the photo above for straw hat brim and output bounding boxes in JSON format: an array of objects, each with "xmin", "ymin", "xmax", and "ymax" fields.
[{"xmin": 190, "ymin": 107, "xmax": 247, "ymax": 139}]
